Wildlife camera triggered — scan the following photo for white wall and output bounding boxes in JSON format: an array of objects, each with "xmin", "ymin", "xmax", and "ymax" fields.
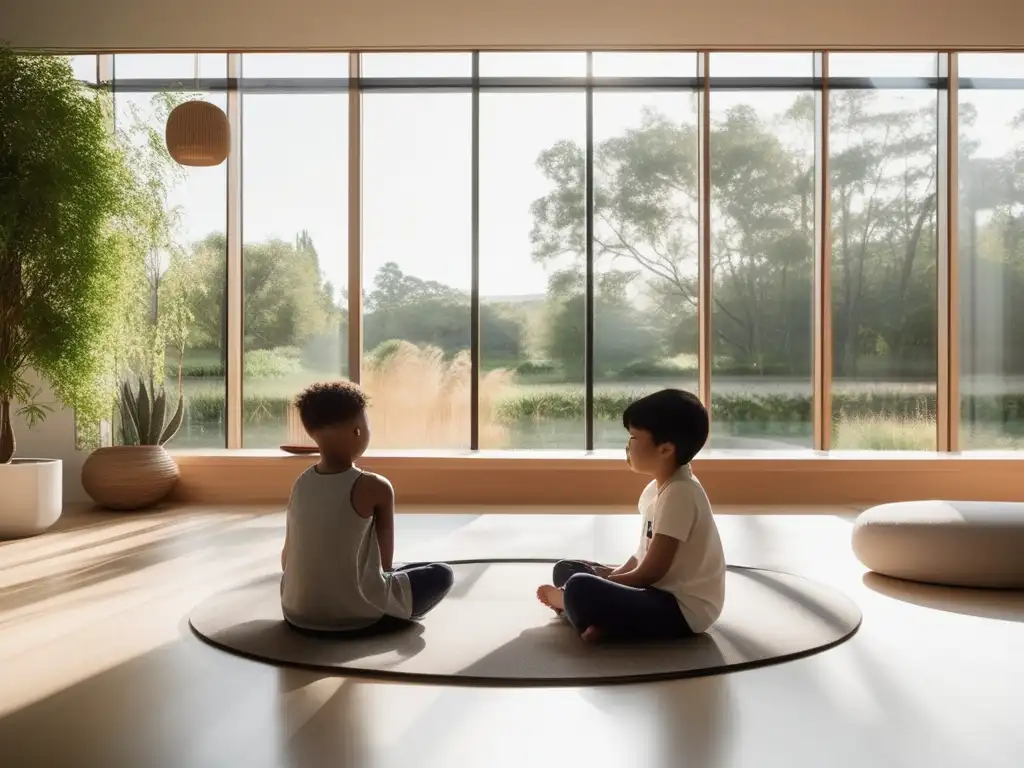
[
  {"xmin": 5, "ymin": 0, "xmax": 1024, "ymax": 52},
  {"xmin": 12, "ymin": 375, "xmax": 89, "ymax": 505}
]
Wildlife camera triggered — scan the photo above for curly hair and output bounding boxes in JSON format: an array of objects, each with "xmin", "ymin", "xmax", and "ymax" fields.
[{"xmin": 294, "ymin": 381, "xmax": 369, "ymax": 432}]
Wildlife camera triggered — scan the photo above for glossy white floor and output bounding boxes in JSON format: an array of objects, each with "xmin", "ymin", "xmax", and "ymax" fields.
[{"xmin": 1, "ymin": 505, "xmax": 1023, "ymax": 768}]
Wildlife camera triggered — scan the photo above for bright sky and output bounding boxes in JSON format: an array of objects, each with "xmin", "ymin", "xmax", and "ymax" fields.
[{"xmin": 71, "ymin": 52, "xmax": 1024, "ymax": 299}]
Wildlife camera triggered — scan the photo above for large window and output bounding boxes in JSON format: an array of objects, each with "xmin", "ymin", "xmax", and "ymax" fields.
[
  {"xmin": 593, "ymin": 71, "xmax": 701, "ymax": 449},
  {"xmin": 240, "ymin": 54, "xmax": 349, "ymax": 448},
  {"xmin": 112, "ymin": 54, "xmax": 229, "ymax": 449},
  {"xmin": 959, "ymin": 54, "xmax": 1024, "ymax": 450},
  {"xmin": 362, "ymin": 82, "xmax": 473, "ymax": 449},
  {"xmin": 829, "ymin": 53, "xmax": 939, "ymax": 451},
  {"xmin": 68, "ymin": 55, "xmax": 97, "ymax": 83},
  {"xmin": 480, "ymin": 89, "xmax": 586, "ymax": 449},
  {"xmin": 77, "ymin": 51, "xmax": 1018, "ymax": 454},
  {"xmin": 710, "ymin": 53, "xmax": 816, "ymax": 449}
]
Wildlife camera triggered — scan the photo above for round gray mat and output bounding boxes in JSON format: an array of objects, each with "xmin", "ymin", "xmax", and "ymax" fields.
[{"xmin": 189, "ymin": 560, "xmax": 861, "ymax": 686}]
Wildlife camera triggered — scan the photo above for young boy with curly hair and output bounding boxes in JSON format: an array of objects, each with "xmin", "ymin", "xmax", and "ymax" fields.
[{"xmin": 280, "ymin": 381, "xmax": 454, "ymax": 634}]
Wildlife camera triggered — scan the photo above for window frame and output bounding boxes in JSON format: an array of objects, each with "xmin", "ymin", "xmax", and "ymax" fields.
[{"xmin": 92, "ymin": 50, "xmax": 969, "ymax": 455}]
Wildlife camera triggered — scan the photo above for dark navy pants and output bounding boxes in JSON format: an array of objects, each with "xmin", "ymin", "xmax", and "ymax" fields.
[
  {"xmin": 400, "ymin": 562, "xmax": 455, "ymax": 618},
  {"xmin": 555, "ymin": 560, "xmax": 693, "ymax": 641}
]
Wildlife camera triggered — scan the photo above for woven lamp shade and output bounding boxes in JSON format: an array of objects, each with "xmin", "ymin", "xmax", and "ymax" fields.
[{"xmin": 165, "ymin": 101, "xmax": 229, "ymax": 167}]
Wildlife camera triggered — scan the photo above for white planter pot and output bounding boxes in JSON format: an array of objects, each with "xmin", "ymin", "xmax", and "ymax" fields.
[{"xmin": 0, "ymin": 458, "xmax": 63, "ymax": 539}]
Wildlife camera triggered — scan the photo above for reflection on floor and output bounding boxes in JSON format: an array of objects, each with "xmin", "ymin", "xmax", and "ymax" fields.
[{"xmin": 1, "ymin": 504, "xmax": 1023, "ymax": 768}]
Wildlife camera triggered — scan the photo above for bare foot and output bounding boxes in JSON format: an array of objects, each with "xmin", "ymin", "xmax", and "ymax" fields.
[
  {"xmin": 581, "ymin": 625, "xmax": 604, "ymax": 643},
  {"xmin": 536, "ymin": 584, "xmax": 565, "ymax": 612}
]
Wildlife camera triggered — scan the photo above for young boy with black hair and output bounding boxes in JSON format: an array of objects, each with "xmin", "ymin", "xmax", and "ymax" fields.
[
  {"xmin": 280, "ymin": 381, "xmax": 454, "ymax": 634},
  {"xmin": 537, "ymin": 388, "xmax": 725, "ymax": 643}
]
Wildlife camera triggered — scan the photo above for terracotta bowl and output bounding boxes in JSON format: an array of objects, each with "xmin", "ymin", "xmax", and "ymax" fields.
[{"xmin": 82, "ymin": 445, "xmax": 180, "ymax": 511}]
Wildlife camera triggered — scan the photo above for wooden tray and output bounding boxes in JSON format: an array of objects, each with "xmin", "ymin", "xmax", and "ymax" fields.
[{"xmin": 279, "ymin": 445, "xmax": 319, "ymax": 455}]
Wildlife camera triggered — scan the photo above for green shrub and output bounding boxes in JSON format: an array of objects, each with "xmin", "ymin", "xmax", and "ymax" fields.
[
  {"xmin": 183, "ymin": 390, "xmax": 292, "ymax": 427},
  {"xmin": 493, "ymin": 390, "xmax": 941, "ymax": 426},
  {"xmin": 615, "ymin": 358, "xmax": 693, "ymax": 380},
  {"xmin": 245, "ymin": 347, "xmax": 302, "ymax": 379},
  {"xmin": 177, "ymin": 388, "xmax": 1024, "ymax": 444},
  {"xmin": 180, "ymin": 363, "xmax": 224, "ymax": 378},
  {"xmin": 515, "ymin": 360, "xmax": 558, "ymax": 376},
  {"xmin": 177, "ymin": 347, "xmax": 303, "ymax": 380},
  {"xmin": 712, "ymin": 363, "xmax": 800, "ymax": 377},
  {"xmin": 495, "ymin": 390, "xmax": 628, "ymax": 423}
]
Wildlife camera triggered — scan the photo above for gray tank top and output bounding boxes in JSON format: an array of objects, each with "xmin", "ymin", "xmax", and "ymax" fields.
[{"xmin": 281, "ymin": 466, "xmax": 413, "ymax": 631}]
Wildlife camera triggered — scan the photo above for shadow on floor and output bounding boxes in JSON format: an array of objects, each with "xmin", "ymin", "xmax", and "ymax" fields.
[
  {"xmin": 0, "ymin": 512, "xmax": 203, "ymax": 567},
  {"xmin": 863, "ymin": 571, "xmax": 1024, "ymax": 622},
  {"xmin": 581, "ymin": 675, "xmax": 734, "ymax": 768},
  {"xmin": 193, "ymin": 615, "xmax": 427, "ymax": 673},
  {"xmin": 272, "ymin": 654, "xmax": 735, "ymax": 768},
  {"xmin": 0, "ymin": 637, "xmax": 293, "ymax": 768},
  {"xmin": 0, "ymin": 521, "xmax": 277, "ymax": 615},
  {"xmin": 731, "ymin": 567, "xmax": 857, "ymax": 633}
]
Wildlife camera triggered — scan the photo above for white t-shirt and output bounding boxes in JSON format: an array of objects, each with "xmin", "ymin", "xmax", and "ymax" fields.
[
  {"xmin": 281, "ymin": 466, "xmax": 413, "ymax": 631},
  {"xmin": 635, "ymin": 464, "xmax": 726, "ymax": 633}
]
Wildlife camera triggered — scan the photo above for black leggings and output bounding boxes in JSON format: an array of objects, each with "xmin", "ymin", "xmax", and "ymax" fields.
[
  {"xmin": 286, "ymin": 562, "xmax": 454, "ymax": 638},
  {"xmin": 555, "ymin": 560, "xmax": 694, "ymax": 642}
]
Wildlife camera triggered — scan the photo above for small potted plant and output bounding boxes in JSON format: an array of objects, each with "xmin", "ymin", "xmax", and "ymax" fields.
[
  {"xmin": 82, "ymin": 378, "xmax": 185, "ymax": 510},
  {"xmin": 0, "ymin": 49, "xmax": 145, "ymax": 538}
]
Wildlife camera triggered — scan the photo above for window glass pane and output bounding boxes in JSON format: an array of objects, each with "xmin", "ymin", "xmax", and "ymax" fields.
[
  {"xmin": 959, "ymin": 53, "xmax": 1024, "ymax": 80},
  {"xmin": 959, "ymin": 55, "xmax": 1024, "ymax": 449},
  {"xmin": 242, "ymin": 53, "xmax": 349, "ymax": 78},
  {"xmin": 593, "ymin": 91, "xmax": 700, "ymax": 449},
  {"xmin": 591, "ymin": 52, "xmax": 698, "ymax": 78},
  {"xmin": 113, "ymin": 86, "xmax": 228, "ymax": 448},
  {"xmin": 360, "ymin": 53, "xmax": 471, "ymax": 78},
  {"xmin": 68, "ymin": 55, "xmax": 97, "ymax": 83},
  {"xmin": 480, "ymin": 52, "xmax": 587, "ymax": 78},
  {"xmin": 710, "ymin": 53, "xmax": 813, "ymax": 79},
  {"xmin": 362, "ymin": 93, "xmax": 472, "ymax": 448},
  {"xmin": 711, "ymin": 89, "xmax": 815, "ymax": 449},
  {"xmin": 241, "ymin": 65, "xmax": 348, "ymax": 448},
  {"xmin": 829, "ymin": 53, "xmax": 938, "ymax": 79},
  {"xmin": 114, "ymin": 53, "xmax": 227, "ymax": 80},
  {"xmin": 830, "ymin": 78, "xmax": 938, "ymax": 450},
  {"xmin": 480, "ymin": 92, "xmax": 586, "ymax": 449}
]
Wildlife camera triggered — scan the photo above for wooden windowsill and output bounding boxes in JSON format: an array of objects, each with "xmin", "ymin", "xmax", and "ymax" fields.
[
  {"xmin": 170, "ymin": 447, "xmax": 1024, "ymax": 461},
  {"xmin": 169, "ymin": 448, "xmax": 1024, "ymax": 505}
]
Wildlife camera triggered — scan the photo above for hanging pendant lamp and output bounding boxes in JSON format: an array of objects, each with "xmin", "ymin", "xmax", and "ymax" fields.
[
  {"xmin": 165, "ymin": 54, "xmax": 229, "ymax": 167},
  {"xmin": 165, "ymin": 100, "xmax": 229, "ymax": 167}
]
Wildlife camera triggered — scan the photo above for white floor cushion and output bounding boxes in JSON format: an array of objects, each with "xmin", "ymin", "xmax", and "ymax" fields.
[{"xmin": 852, "ymin": 501, "xmax": 1024, "ymax": 589}]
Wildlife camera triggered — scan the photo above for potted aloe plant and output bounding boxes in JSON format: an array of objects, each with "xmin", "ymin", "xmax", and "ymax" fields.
[
  {"xmin": 1, "ymin": 49, "xmax": 145, "ymax": 538},
  {"xmin": 81, "ymin": 377, "xmax": 185, "ymax": 510}
]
